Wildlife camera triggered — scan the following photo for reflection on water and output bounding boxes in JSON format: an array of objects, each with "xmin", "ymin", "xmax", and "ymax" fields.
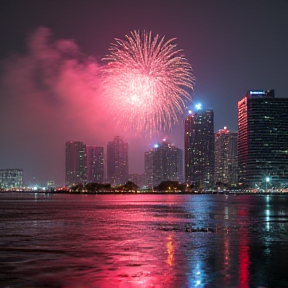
[
  {"xmin": 239, "ymin": 227, "xmax": 249, "ymax": 288},
  {"xmin": 1, "ymin": 193, "xmax": 288, "ymax": 287},
  {"xmin": 166, "ymin": 235, "xmax": 174, "ymax": 266}
]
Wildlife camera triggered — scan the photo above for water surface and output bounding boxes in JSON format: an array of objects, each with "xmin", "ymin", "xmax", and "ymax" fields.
[{"xmin": 1, "ymin": 193, "xmax": 288, "ymax": 288}]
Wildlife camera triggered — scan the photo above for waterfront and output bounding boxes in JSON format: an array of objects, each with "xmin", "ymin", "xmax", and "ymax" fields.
[{"xmin": 1, "ymin": 193, "xmax": 288, "ymax": 288}]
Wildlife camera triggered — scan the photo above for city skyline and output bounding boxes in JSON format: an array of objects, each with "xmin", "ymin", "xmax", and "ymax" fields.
[
  {"xmin": 0, "ymin": 1, "xmax": 287, "ymax": 185},
  {"xmin": 2, "ymin": 93, "xmax": 288, "ymax": 190}
]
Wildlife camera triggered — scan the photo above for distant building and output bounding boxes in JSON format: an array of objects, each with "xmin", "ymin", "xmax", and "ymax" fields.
[
  {"xmin": 65, "ymin": 141, "xmax": 87, "ymax": 186},
  {"xmin": 145, "ymin": 140, "xmax": 183, "ymax": 188},
  {"xmin": 107, "ymin": 136, "xmax": 129, "ymax": 185},
  {"xmin": 65, "ymin": 141, "xmax": 105, "ymax": 186},
  {"xmin": 0, "ymin": 169, "xmax": 23, "ymax": 190},
  {"xmin": 145, "ymin": 150, "xmax": 155, "ymax": 188},
  {"xmin": 185, "ymin": 107, "xmax": 214, "ymax": 189},
  {"xmin": 128, "ymin": 173, "xmax": 145, "ymax": 188},
  {"xmin": 214, "ymin": 127, "xmax": 238, "ymax": 188},
  {"xmin": 46, "ymin": 180, "xmax": 55, "ymax": 190},
  {"xmin": 86, "ymin": 145, "xmax": 104, "ymax": 183},
  {"xmin": 238, "ymin": 90, "xmax": 288, "ymax": 189}
]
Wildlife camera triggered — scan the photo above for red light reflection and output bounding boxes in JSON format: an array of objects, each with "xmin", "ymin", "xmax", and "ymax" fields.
[{"xmin": 238, "ymin": 229, "xmax": 250, "ymax": 288}]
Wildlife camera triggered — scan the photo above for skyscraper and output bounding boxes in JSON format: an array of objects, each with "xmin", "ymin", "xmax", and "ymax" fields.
[
  {"xmin": 65, "ymin": 141, "xmax": 86, "ymax": 186},
  {"xmin": 238, "ymin": 90, "xmax": 288, "ymax": 189},
  {"xmin": 0, "ymin": 169, "xmax": 23, "ymax": 190},
  {"xmin": 107, "ymin": 136, "xmax": 129, "ymax": 185},
  {"xmin": 144, "ymin": 150, "xmax": 154, "ymax": 188},
  {"xmin": 214, "ymin": 127, "xmax": 238, "ymax": 188},
  {"xmin": 185, "ymin": 107, "xmax": 214, "ymax": 189},
  {"xmin": 145, "ymin": 140, "xmax": 183, "ymax": 188},
  {"xmin": 65, "ymin": 141, "xmax": 104, "ymax": 187},
  {"xmin": 86, "ymin": 145, "xmax": 104, "ymax": 183}
]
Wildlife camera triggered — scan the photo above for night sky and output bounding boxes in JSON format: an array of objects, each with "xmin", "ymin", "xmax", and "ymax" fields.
[{"xmin": 0, "ymin": 0, "xmax": 287, "ymax": 186}]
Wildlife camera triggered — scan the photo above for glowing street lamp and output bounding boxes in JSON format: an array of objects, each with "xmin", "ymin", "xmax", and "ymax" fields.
[{"xmin": 266, "ymin": 176, "xmax": 270, "ymax": 191}]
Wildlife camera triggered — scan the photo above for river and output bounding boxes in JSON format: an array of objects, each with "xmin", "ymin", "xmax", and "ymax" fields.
[{"xmin": 1, "ymin": 192, "xmax": 288, "ymax": 288}]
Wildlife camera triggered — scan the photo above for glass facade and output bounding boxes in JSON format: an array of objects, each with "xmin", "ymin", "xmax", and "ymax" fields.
[
  {"xmin": 86, "ymin": 145, "xmax": 104, "ymax": 184},
  {"xmin": 0, "ymin": 169, "xmax": 23, "ymax": 190},
  {"xmin": 65, "ymin": 141, "xmax": 87, "ymax": 186},
  {"xmin": 144, "ymin": 150, "xmax": 154, "ymax": 188},
  {"xmin": 145, "ymin": 140, "xmax": 183, "ymax": 188},
  {"xmin": 185, "ymin": 109, "xmax": 214, "ymax": 189},
  {"xmin": 238, "ymin": 90, "xmax": 288, "ymax": 189},
  {"xmin": 214, "ymin": 128, "xmax": 238, "ymax": 188},
  {"xmin": 107, "ymin": 136, "xmax": 129, "ymax": 185}
]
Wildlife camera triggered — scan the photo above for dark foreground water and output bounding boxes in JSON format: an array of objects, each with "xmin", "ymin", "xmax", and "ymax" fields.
[{"xmin": 1, "ymin": 193, "xmax": 288, "ymax": 288}]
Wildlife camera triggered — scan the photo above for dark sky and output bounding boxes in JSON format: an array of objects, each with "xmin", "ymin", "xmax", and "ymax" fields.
[{"xmin": 0, "ymin": 0, "xmax": 287, "ymax": 186}]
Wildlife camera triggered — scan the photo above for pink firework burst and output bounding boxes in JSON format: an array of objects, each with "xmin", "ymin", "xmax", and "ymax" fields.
[{"xmin": 101, "ymin": 30, "xmax": 195, "ymax": 136}]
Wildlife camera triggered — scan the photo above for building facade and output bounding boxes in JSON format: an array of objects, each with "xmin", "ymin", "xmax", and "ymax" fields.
[
  {"xmin": 128, "ymin": 173, "xmax": 146, "ymax": 188},
  {"xmin": 185, "ymin": 108, "xmax": 214, "ymax": 189},
  {"xmin": 107, "ymin": 136, "xmax": 129, "ymax": 185},
  {"xmin": 145, "ymin": 140, "xmax": 183, "ymax": 188},
  {"xmin": 86, "ymin": 145, "xmax": 104, "ymax": 184},
  {"xmin": 238, "ymin": 90, "xmax": 288, "ymax": 189},
  {"xmin": 144, "ymin": 150, "xmax": 155, "ymax": 188},
  {"xmin": 214, "ymin": 127, "xmax": 238, "ymax": 188},
  {"xmin": 65, "ymin": 141, "xmax": 87, "ymax": 186},
  {"xmin": 65, "ymin": 141, "xmax": 105, "ymax": 186},
  {"xmin": 0, "ymin": 169, "xmax": 23, "ymax": 190}
]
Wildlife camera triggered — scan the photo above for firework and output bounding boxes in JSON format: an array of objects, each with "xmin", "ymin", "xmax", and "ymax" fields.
[{"xmin": 101, "ymin": 30, "xmax": 195, "ymax": 136}]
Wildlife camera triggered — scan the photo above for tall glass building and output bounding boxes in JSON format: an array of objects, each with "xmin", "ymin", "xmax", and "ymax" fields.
[
  {"xmin": 0, "ymin": 169, "xmax": 23, "ymax": 190},
  {"xmin": 65, "ymin": 141, "xmax": 87, "ymax": 186},
  {"xmin": 107, "ymin": 136, "xmax": 129, "ymax": 185},
  {"xmin": 65, "ymin": 141, "xmax": 104, "ymax": 186},
  {"xmin": 214, "ymin": 127, "xmax": 238, "ymax": 188},
  {"xmin": 238, "ymin": 90, "xmax": 288, "ymax": 189},
  {"xmin": 144, "ymin": 150, "xmax": 154, "ymax": 188},
  {"xmin": 86, "ymin": 145, "xmax": 104, "ymax": 184},
  {"xmin": 145, "ymin": 140, "xmax": 183, "ymax": 188},
  {"xmin": 185, "ymin": 107, "xmax": 214, "ymax": 189}
]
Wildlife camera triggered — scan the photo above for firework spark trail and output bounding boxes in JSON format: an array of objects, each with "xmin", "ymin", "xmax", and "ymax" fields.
[{"xmin": 101, "ymin": 30, "xmax": 195, "ymax": 136}]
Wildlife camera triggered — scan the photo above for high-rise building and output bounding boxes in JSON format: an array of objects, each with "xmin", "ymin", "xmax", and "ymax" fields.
[
  {"xmin": 144, "ymin": 150, "xmax": 155, "ymax": 188},
  {"xmin": 86, "ymin": 145, "xmax": 104, "ymax": 183},
  {"xmin": 145, "ymin": 140, "xmax": 183, "ymax": 188},
  {"xmin": 185, "ymin": 107, "xmax": 214, "ymax": 189},
  {"xmin": 0, "ymin": 169, "xmax": 23, "ymax": 190},
  {"xmin": 238, "ymin": 90, "xmax": 288, "ymax": 189},
  {"xmin": 107, "ymin": 136, "xmax": 129, "ymax": 185},
  {"xmin": 214, "ymin": 127, "xmax": 238, "ymax": 188},
  {"xmin": 65, "ymin": 141, "xmax": 86, "ymax": 186},
  {"xmin": 65, "ymin": 141, "xmax": 105, "ymax": 186}
]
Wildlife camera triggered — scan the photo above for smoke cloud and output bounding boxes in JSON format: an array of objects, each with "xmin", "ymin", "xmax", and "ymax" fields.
[{"xmin": 0, "ymin": 27, "xmax": 125, "ymax": 185}]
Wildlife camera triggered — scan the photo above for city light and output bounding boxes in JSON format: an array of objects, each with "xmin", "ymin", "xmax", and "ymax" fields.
[
  {"xmin": 250, "ymin": 91, "xmax": 265, "ymax": 95},
  {"xmin": 266, "ymin": 176, "xmax": 270, "ymax": 191}
]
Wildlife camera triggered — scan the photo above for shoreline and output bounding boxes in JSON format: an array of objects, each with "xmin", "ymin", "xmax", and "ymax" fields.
[{"xmin": 1, "ymin": 190, "xmax": 288, "ymax": 196}]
